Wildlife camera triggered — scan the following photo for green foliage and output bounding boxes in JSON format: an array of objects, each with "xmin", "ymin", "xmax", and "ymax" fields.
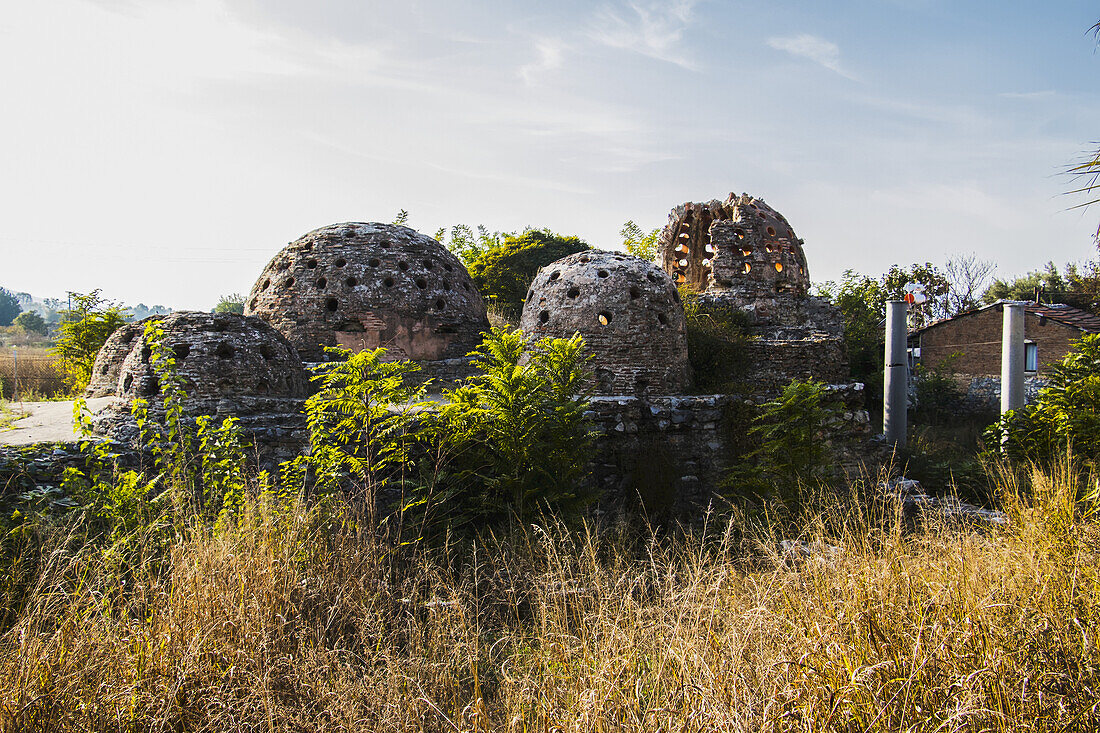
[
  {"xmin": 302, "ymin": 347, "xmax": 428, "ymax": 522},
  {"xmin": 52, "ymin": 290, "xmax": 128, "ymax": 393},
  {"xmin": 724, "ymin": 380, "xmax": 838, "ymax": 509},
  {"xmin": 433, "ymin": 327, "xmax": 594, "ymax": 527},
  {"xmin": 680, "ymin": 288, "xmax": 751, "ymax": 393},
  {"xmin": 0, "ymin": 288, "xmax": 21, "ymax": 327},
  {"xmin": 620, "ymin": 221, "xmax": 660, "ymax": 262},
  {"xmin": 467, "ymin": 229, "xmax": 590, "ymax": 319},
  {"xmin": 212, "ymin": 293, "xmax": 245, "ymax": 315},
  {"xmin": 881, "ymin": 261, "xmax": 951, "ymax": 325},
  {"xmin": 989, "ymin": 334, "xmax": 1100, "ymax": 468},
  {"xmin": 911, "ymin": 353, "xmax": 965, "ymax": 426},
  {"xmin": 12, "ymin": 311, "xmax": 47, "ymax": 336},
  {"xmin": 434, "ymin": 223, "xmax": 502, "ymax": 266},
  {"xmin": 817, "ymin": 271, "xmax": 885, "ymax": 398},
  {"xmin": 392, "ymin": 208, "xmax": 409, "ymax": 226}
]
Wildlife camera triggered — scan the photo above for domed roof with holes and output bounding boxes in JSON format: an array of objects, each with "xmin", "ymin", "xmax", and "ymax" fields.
[
  {"xmin": 521, "ymin": 250, "xmax": 691, "ymax": 395},
  {"xmin": 658, "ymin": 193, "xmax": 810, "ymax": 295},
  {"xmin": 245, "ymin": 223, "xmax": 489, "ymax": 362},
  {"xmin": 102, "ymin": 312, "xmax": 308, "ymax": 405}
]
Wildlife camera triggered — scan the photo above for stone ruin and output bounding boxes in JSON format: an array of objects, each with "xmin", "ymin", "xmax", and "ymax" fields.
[
  {"xmin": 520, "ymin": 250, "xmax": 691, "ymax": 396},
  {"xmin": 88, "ymin": 312, "xmax": 310, "ymax": 460},
  {"xmin": 659, "ymin": 193, "xmax": 848, "ymax": 393},
  {"xmin": 245, "ymin": 223, "xmax": 489, "ymax": 385}
]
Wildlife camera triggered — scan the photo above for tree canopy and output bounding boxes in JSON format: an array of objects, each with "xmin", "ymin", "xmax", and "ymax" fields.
[
  {"xmin": 0, "ymin": 288, "xmax": 21, "ymax": 327},
  {"xmin": 466, "ymin": 228, "xmax": 590, "ymax": 317},
  {"xmin": 53, "ymin": 290, "xmax": 128, "ymax": 393}
]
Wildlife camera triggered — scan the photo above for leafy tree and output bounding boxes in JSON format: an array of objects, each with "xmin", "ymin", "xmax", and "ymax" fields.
[
  {"xmin": 0, "ymin": 288, "xmax": 21, "ymax": 327},
  {"xmin": 984, "ymin": 262, "xmax": 1070, "ymax": 304},
  {"xmin": 467, "ymin": 228, "xmax": 590, "ymax": 317},
  {"xmin": 13, "ymin": 311, "xmax": 47, "ymax": 336},
  {"xmin": 434, "ymin": 223, "xmax": 502, "ymax": 266},
  {"xmin": 818, "ymin": 270, "xmax": 886, "ymax": 398},
  {"xmin": 620, "ymin": 220, "xmax": 660, "ymax": 262},
  {"xmin": 212, "ymin": 293, "xmax": 245, "ymax": 315},
  {"xmin": 881, "ymin": 262, "xmax": 951, "ymax": 326},
  {"xmin": 14, "ymin": 292, "xmax": 32, "ymax": 305},
  {"xmin": 53, "ymin": 290, "xmax": 128, "ymax": 393}
]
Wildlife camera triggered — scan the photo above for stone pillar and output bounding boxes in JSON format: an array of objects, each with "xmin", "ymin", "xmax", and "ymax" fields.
[
  {"xmin": 883, "ymin": 300, "xmax": 908, "ymax": 448},
  {"xmin": 1001, "ymin": 301, "xmax": 1025, "ymax": 414}
]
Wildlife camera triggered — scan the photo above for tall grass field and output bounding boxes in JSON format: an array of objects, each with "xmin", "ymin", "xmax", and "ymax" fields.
[{"xmin": 1, "ymin": 462, "xmax": 1098, "ymax": 731}]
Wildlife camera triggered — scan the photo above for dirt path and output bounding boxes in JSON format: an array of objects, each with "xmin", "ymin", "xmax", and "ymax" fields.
[{"xmin": 0, "ymin": 398, "xmax": 120, "ymax": 445}]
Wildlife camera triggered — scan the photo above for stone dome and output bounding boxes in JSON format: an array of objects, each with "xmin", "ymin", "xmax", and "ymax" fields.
[
  {"xmin": 86, "ymin": 320, "xmax": 148, "ymax": 398},
  {"xmin": 521, "ymin": 250, "xmax": 691, "ymax": 395},
  {"xmin": 96, "ymin": 312, "xmax": 308, "ymax": 406},
  {"xmin": 659, "ymin": 193, "xmax": 810, "ymax": 296},
  {"xmin": 245, "ymin": 223, "xmax": 490, "ymax": 363}
]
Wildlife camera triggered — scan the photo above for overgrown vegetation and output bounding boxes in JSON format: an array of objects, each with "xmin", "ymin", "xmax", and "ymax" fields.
[
  {"xmin": 52, "ymin": 290, "xmax": 127, "ymax": 393},
  {"xmin": 680, "ymin": 287, "xmax": 752, "ymax": 393}
]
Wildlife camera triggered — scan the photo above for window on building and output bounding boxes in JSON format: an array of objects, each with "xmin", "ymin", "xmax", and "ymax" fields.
[{"xmin": 1025, "ymin": 342, "xmax": 1038, "ymax": 372}]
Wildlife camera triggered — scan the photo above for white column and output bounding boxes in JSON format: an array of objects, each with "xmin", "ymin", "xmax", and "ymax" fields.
[
  {"xmin": 883, "ymin": 300, "xmax": 908, "ymax": 448},
  {"xmin": 1001, "ymin": 301, "xmax": 1025, "ymax": 414}
]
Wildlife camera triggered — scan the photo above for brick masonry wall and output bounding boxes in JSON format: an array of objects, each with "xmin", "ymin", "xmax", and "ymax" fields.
[{"xmin": 918, "ymin": 307, "xmax": 1083, "ymax": 377}]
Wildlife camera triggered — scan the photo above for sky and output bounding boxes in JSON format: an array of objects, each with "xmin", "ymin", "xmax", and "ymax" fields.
[{"xmin": 1, "ymin": 0, "xmax": 1098, "ymax": 310}]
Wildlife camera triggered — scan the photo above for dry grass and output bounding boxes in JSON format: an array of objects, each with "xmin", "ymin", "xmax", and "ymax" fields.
[
  {"xmin": 2, "ymin": 465, "xmax": 1099, "ymax": 731},
  {"xmin": 0, "ymin": 347, "xmax": 67, "ymax": 400}
]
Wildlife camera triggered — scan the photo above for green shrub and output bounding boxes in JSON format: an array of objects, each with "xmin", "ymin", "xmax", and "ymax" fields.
[
  {"xmin": 52, "ymin": 290, "xmax": 128, "ymax": 393},
  {"xmin": 680, "ymin": 288, "xmax": 751, "ymax": 393}
]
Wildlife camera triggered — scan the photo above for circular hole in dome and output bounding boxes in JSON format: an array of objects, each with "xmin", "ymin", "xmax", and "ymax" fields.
[
  {"xmin": 415, "ymin": 277, "xmax": 427, "ymax": 289},
  {"xmin": 775, "ymin": 263, "xmax": 784, "ymax": 272},
  {"xmin": 172, "ymin": 344, "xmax": 190, "ymax": 360},
  {"xmin": 368, "ymin": 258, "xmax": 381, "ymax": 267},
  {"xmin": 579, "ymin": 256, "xmax": 590, "ymax": 263},
  {"xmin": 216, "ymin": 342, "xmax": 234, "ymax": 359},
  {"xmin": 346, "ymin": 277, "xmax": 358, "ymax": 287},
  {"xmin": 734, "ymin": 230, "xmax": 745, "ymax": 240},
  {"xmin": 250, "ymin": 299, "xmax": 257, "ymax": 309},
  {"xmin": 306, "ymin": 259, "xmax": 318, "ymax": 269},
  {"xmin": 326, "ymin": 298, "xmax": 339, "ymax": 312},
  {"xmin": 277, "ymin": 261, "xmax": 289, "ymax": 272},
  {"xmin": 259, "ymin": 345, "xmax": 273, "ymax": 361},
  {"xmin": 380, "ymin": 242, "xmax": 391, "ymax": 249},
  {"xmin": 398, "ymin": 261, "xmax": 409, "ymax": 271},
  {"xmin": 597, "ymin": 312, "xmax": 612, "ymax": 326},
  {"xmin": 344, "ymin": 229, "xmax": 356, "ymax": 238},
  {"xmin": 100, "ymin": 365, "xmax": 108, "ymax": 375},
  {"xmin": 539, "ymin": 297, "xmax": 546, "ymax": 307},
  {"xmin": 597, "ymin": 269, "xmax": 609, "ymax": 278},
  {"xmin": 674, "ymin": 272, "xmax": 685, "ymax": 284},
  {"xmin": 123, "ymin": 374, "xmax": 133, "ymax": 391},
  {"xmin": 141, "ymin": 346, "xmax": 151, "ymax": 364},
  {"xmin": 123, "ymin": 331, "xmax": 136, "ymax": 344},
  {"xmin": 549, "ymin": 271, "xmax": 560, "ymax": 281},
  {"xmin": 285, "ymin": 277, "xmax": 295, "ymax": 288},
  {"xmin": 435, "ymin": 298, "xmax": 445, "ymax": 310},
  {"xmin": 212, "ymin": 319, "xmax": 228, "ymax": 332},
  {"xmin": 741, "ymin": 248, "xmax": 752, "ymax": 257},
  {"xmin": 646, "ymin": 273, "xmax": 659, "ymax": 283},
  {"xmin": 303, "ymin": 242, "xmax": 313, "ymax": 251},
  {"xmin": 261, "ymin": 279, "xmax": 270, "ymax": 291},
  {"xmin": 567, "ymin": 286, "xmax": 580, "ymax": 298},
  {"xmin": 316, "ymin": 277, "xmax": 327, "ymax": 289},
  {"xmin": 743, "ymin": 263, "xmax": 752, "ymax": 274},
  {"xmin": 539, "ymin": 310, "xmax": 549, "ymax": 324},
  {"xmin": 757, "ymin": 211, "xmax": 766, "ymax": 219},
  {"xmin": 462, "ymin": 282, "xmax": 471, "ymax": 291},
  {"xmin": 629, "ymin": 286, "xmax": 641, "ymax": 300},
  {"xmin": 142, "ymin": 377, "xmax": 160, "ymax": 397},
  {"xmin": 678, "ymin": 259, "xmax": 688, "ymax": 267},
  {"xmin": 335, "ymin": 258, "xmax": 346, "ymax": 268},
  {"xmin": 443, "ymin": 263, "xmax": 453, "ymax": 272},
  {"xmin": 443, "ymin": 280, "xmax": 451, "ymax": 290},
  {"xmin": 255, "ymin": 381, "xmax": 269, "ymax": 394},
  {"xmin": 702, "ymin": 259, "xmax": 712, "ymax": 268},
  {"xmin": 766, "ymin": 226, "xmax": 777, "ymax": 236},
  {"xmin": 423, "ymin": 259, "xmax": 434, "ymax": 270},
  {"xmin": 657, "ymin": 312, "xmax": 668, "ymax": 326},
  {"xmin": 765, "ymin": 244, "xmax": 774, "ymax": 253},
  {"xmin": 383, "ymin": 277, "xmax": 395, "ymax": 288}
]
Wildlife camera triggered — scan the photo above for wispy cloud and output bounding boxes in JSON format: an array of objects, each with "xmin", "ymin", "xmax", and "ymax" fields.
[
  {"xmin": 767, "ymin": 33, "xmax": 857, "ymax": 80},
  {"xmin": 999, "ymin": 90, "xmax": 1057, "ymax": 100},
  {"xmin": 518, "ymin": 38, "xmax": 566, "ymax": 84},
  {"xmin": 589, "ymin": 0, "xmax": 699, "ymax": 70}
]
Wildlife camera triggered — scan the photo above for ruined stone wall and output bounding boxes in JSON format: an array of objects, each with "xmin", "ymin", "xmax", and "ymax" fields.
[{"xmin": 246, "ymin": 223, "xmax": 489, "ymax": 363}]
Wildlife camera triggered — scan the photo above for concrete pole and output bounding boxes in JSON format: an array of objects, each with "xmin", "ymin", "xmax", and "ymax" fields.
[
  {"xmin": 1001, "ymin": 301, "xmax": 1025, "ymax": 414},
  {"xmin": 883, "ymin": 300, "xmax": 908, "ymax": 448}
]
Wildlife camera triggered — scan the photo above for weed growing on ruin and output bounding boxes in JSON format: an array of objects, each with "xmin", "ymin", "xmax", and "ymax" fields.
[{"xmin": 680, "ymin": 286, "xmax": 752, "ymax": 393}]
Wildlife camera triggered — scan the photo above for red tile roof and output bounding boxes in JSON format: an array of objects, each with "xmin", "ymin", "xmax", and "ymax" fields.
[{"xmin": 909, "ymin": 301, "xmax": 1100, "ymax": 336}]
